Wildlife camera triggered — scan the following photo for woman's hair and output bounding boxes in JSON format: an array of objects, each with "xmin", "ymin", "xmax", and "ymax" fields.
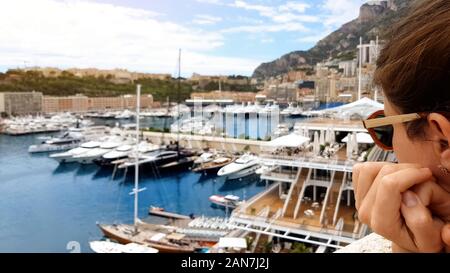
[{"xmin": 374, "ymin": 0, "xmax": 450, "ymax": 138}]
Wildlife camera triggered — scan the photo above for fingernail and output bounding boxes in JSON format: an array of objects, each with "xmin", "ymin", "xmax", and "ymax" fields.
[{"xmin": 402, "ymin": 191, "xmax": 418, "ymax": 207}]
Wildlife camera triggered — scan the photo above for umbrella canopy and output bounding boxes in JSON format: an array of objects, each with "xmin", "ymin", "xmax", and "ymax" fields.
[
  {"xmin": 313, "ymin": 131, "xmax": 320, "ymax": 155},
  {"xmin": 266, "ymin": 133, "xmax": 310, "ymax": 148},
  {"xmin": 342, "ymin": 132, "xmax": 374, "ymax": 144},
  {"xmin": 319, "ymin": 130, "xmax": 325, "ymax": 145},
  {"xmin": 218, "ymin": 237, "xmax": 247, "ymax": 249}
]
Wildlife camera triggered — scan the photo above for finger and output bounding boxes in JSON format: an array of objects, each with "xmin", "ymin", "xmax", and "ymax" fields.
[
  {"xmin": 358, "ymin": 164, "xmax": 424, "ymax": 224},
  {"xmin": 400, "ymin": 191, "xmax": 444, "ymax": 252},
  {"xmin": 412, "ymin": 181, "xmax": 450, "ymax": 221},
  {"xmin": 354, "ymin": 162, "xmax": 390, "ymax": 210},
  {"xmin": 442, "ymin": 224, "xmax": 450, "ymax": 252},
  {"xmin": 369, "ymin": 168, "xmax": 433, "ymax": 241},
  {"xmin": 352, "ymin": 163, "xmax": 362, "ymax": 195}
]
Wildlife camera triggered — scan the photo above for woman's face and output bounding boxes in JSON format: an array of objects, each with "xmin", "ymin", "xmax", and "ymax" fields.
[{"xmin": 384, "ymin": 99, "xmax": 450, "ymax": 191}]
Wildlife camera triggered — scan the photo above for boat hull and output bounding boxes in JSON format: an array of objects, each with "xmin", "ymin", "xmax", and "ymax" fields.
[
  {"xmin": 222, "ymin": 164, "xmax": 260, "ymax": 180},
  {"xmin": 98, "ymin": 224, "xmax": 195, "ymax": 253}
]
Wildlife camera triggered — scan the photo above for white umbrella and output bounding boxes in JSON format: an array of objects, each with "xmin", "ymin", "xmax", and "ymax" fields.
[
  {"xmin": 325, "ymin": 129, "xmax": 330, "ymax": 144},
  {"xmin": 352, "ymin": 132, "xmax": 359, "ymax": 155},
  {"xmin": 346, "ymin": 133, "xmax": 353, "ymax": 159},
  {"xmin": 319, "ymin": 130, "xmax": 325, "ymax": 145},
  {"xmin": 330, "ymin": 129, "xmax": 336, "ymax": 144},
  {"xmin": 342, "ymin": 132, "xmax": 374, "ymax": 144},
  {"xmin": 266, "ymin": 133, "xmax": 310, "ymax": 148},
  {"xmin": 313, "ymin": 131, "xmax": 320, "ymax": 155}
]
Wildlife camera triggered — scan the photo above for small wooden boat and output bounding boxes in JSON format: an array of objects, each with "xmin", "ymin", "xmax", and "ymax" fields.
[
  {"xmin": 192, "ymin": 156, "xmax": 234, "ymax": 174},
  {"xmin": 98, "ymin": 223, "xmax": 196, "ymax": 253},
  {"xmin": 148, "ymin": 206, "xmax": 192, "ymax": 220}
]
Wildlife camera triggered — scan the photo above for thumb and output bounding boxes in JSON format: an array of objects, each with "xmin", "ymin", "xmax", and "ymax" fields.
[{"xmin": 401, "ymin": 191, "xmax": 444, "ymax": 253}]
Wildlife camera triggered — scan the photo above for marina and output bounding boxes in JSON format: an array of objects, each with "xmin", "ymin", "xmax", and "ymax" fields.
[{"xmin": 0, "ymin": 97, "xmax": 390, "ymax": 253}]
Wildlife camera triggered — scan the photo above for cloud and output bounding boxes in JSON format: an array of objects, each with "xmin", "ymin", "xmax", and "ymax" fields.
[
  {"xmin": 231, "ymin": 0, "xmax": 317, "ymax": 23},
  {"xmin": 261, "ymin": 38, "xmax": 274, "ymax": 44},
  {"xmin": 0, "ymin": 0, "xmax": 259, "ymax": 76},
  {"xmin": 195, "ymin": 0, "xmax": 224, "ymax": 5},
  {"xmin": 279, "ymin": 2, "xmax": 310, "ymax": 13},
  {"xmin": 222, "ymin": 22, "xmax": 309, "ymax": 33},
  {"xmin": 193, "ymin": 14, "xmax": 223, "ymax": 25},
  {"xmin": 321, "ymin": 0, "xmax": 366, "ymax": 27}
]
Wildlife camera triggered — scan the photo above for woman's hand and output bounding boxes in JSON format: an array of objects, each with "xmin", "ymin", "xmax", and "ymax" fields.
[{"xmin": 352, "ymin": 162, "xmax": 446, "ymax": 252}]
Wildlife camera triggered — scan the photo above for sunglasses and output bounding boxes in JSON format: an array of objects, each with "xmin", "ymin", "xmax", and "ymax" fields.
[{"xmin": 362, "ymin": 110, "xmax": 426, "ymax": 151}]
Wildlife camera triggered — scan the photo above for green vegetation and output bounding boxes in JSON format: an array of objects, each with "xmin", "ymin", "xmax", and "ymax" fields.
[
  {"xmin": 0, "ymin": 70, "xmax": 193, "ymax": 102},
  {"xmin": 290, "ymin": 242, "xmax": 312, "ymax": 253}
]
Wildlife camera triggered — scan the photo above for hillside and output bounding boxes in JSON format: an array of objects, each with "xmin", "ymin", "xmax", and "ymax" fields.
[{"xmin": 252, "ymin": 0, "xmax": 412, "ymax": 78}]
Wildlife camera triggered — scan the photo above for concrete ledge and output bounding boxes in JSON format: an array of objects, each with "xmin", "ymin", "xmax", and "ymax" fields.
[{"xmin": 334, "ymin": 233, "xmax": 392, "ymax": 253}]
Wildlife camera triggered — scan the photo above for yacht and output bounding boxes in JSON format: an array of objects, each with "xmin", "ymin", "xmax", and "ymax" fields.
[
  {"xmin": 115, "ymin": 110, "xmax": 134, "ymax": 119},
  {"xmin": 273, "ymin": 123, "xmax": 291, "ymax": 138},
  {"xmin": 289, "ymin": 105, "xmax": 304, "ymax": 117},
  {"xmin": 72, "ymin": 136, "xmax": 126, "ymax": 164},
  {"xmin": 117, "ymin": 149, "xmax": 195, "ymax": 171},
  {"xmin": 281, "ymin": 103, "xmax": 295, "ymax": 116},
  {"xmin": 192, "ymin": 156, "xmax": 234, "ymax": 174},
  {"xmin": 209, "ymin": 194, "xmax": 242, "ymax": 209},
  {"xmin": 217, "ymin": 153, "xmax": 260, "ymax": 180},
  {"xmin": 49, "ymin": 141, "xmax": 102, "ymax": 163},
  {"xmin": 28, "ymin": 131, "xmax": 83, "ymax": 153},
  {"xmin": 94, "ymin": 142, "xmax": 160, "ymax": 167}
]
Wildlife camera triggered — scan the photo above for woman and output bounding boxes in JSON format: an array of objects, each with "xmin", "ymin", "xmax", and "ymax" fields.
[{"xmin": 352, "ymin": 0, "xmax": 450, "ymax": 252}]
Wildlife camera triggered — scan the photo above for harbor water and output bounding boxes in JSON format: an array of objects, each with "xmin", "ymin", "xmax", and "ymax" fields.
[{"xmin": 0, "ymin": 133, "xmax": 266, "ymax": 253}]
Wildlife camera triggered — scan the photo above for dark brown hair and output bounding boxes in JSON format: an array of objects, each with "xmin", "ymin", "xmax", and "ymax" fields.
[{"xmin": 374, "ymin": 0, "xmax": 450, "ymax": 138}]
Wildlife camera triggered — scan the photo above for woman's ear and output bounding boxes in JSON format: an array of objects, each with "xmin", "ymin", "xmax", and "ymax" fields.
[{"xmin": 428, "ymin": 113, "xmax": 450, "ymax": 166}]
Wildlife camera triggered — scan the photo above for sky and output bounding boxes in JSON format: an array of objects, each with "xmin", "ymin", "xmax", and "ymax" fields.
[{"xmin": 0, "ymin": 0, "xmax": 368, "ymax": 77}]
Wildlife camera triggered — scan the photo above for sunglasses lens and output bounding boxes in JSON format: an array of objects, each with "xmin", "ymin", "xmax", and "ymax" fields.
[
  {"xmin": 373, "ymin": 125, "xmax": 393, "ymax": 149},
  {"xmin": 369, "ymin": 113, "xmax": 393, "ymax": 150}
]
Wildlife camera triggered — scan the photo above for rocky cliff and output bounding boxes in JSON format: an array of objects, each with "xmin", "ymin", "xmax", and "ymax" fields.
[{"xmin": 252, "ymin": 0, "xmax": 412, "ymax": 79}]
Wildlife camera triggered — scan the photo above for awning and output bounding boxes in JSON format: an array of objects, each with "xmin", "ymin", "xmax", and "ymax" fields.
[
  {"xmin": 342, "ymin": 132, "xmax": 374, "ymax": 144},
  {"xmin": 265, "ymin": 133, "xmax": 310, "ymax": 148},
  {"xmin": 218, "ymin": 237, "xmax": 247, "ymax": 249}
]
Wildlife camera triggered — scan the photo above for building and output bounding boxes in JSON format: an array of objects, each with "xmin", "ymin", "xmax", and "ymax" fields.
[
  {"xmin": 43, "ymin": 94, "xmax": 89, "ymax": 113},
  {"xmin": 42, "ymin": 94, "xmax": 153, "ymax": 113},
  {"xmin": 190, "ymin": 91, "xmax": 256, "ymax": 103},
  {"xmin": 0, "ymin": 91, "xmax": 43, "ymax": 116}
]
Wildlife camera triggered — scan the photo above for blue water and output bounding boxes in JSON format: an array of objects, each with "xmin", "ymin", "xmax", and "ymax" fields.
[{"xmin": 0, "ymin": 134, "xmax": 266, "ymax": 253}]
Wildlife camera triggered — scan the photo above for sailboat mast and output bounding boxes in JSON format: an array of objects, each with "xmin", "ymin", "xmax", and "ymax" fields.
[
  {"xmin": 358, "ymin": 37, "xmax": 362, "ymax": 101},
  {"xmin": 134, "ymin": 84, "xmax": 141, "ymax": 226},
  {"xmin": 177, "ymin": 49, "xmax": 181, "ymax": 156}
]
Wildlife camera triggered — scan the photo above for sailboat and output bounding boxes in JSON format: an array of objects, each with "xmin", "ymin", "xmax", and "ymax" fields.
[{"xmin": 97, "ymin": 83, "xmax": 196, "ymax": 253}]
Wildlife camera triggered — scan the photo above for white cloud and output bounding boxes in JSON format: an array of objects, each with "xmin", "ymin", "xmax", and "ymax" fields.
[
  {"xmin": 195, "ymin": 0, "xmax": 225, "ymax": 5},
  {"xmin": 321, "ymin": 0, "xmax": 366, "ymax": 27},
  {"xmin": 231, "ymin": 0, "xmax": 317, "ymax": 23},
  {"xmin": 279, "ymin": 2, "xmax": 310, "ymax": 13},
  {"xmin": 193, "ymin": 14, "xmax": 223, "ymax": 25},
  {"xmin": 222, "ymin": 22, "xmax": 309, "ymax": 33},
  {"xmin": 261, "ymin": 38, "xmax": 274, "ymax": 44},
  {"xmin": 296, "ymin": 29, "xmax": 333, "ymax": 43},
  {"xmin": 0, "ymin": 0, "xmax": 259, "ymax": 76}
]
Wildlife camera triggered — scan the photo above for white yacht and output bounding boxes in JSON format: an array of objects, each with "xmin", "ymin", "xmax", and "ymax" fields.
[
  {"xmin": 50, "ymin": 141, "xmax": 102, "ymax": 163},
  {"xmin": 273, "ymin": 123, "xmax": 291, "ymax": 138},
  {"xmin": 28, "ymin": 131, "xmax": 83, "ymax": 153},
  {"xmin": 72, "ymin": 136, "xmax": 126, "ymax": 164},
  {"xmin": 217, "ymin": 153, "xmax": 259, "ymax": 180},
  {"xmin": 94, "ymin": 142, "xmax": 160, "ymax": 167}
]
